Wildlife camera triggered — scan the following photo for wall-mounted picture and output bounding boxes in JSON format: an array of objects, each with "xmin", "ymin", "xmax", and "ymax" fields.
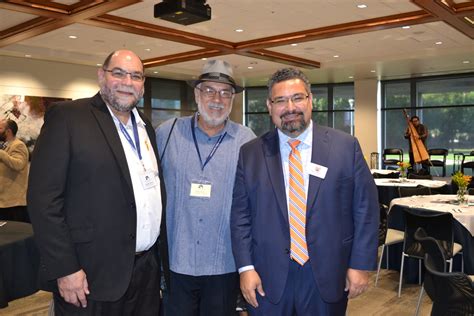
[{"xmin": 0, "ymin": 94, "xmax": 71, "ymax": 153}]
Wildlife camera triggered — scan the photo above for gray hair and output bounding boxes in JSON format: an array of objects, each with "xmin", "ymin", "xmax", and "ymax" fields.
[{"xmin": 267, "ymin": 68, "xmax": 311, "ymax": 97}]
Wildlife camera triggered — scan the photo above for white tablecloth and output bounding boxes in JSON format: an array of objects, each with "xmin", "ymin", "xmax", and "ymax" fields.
[
  {"xmin": 390, "ymin": 194, "xmax": 474, "ymax": 236},
  {"xmin": 374, "ymin": 178, "xmax": 447, "ymax": 188}
]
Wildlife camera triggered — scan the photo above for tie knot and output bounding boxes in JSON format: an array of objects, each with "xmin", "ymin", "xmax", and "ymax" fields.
[{"xmin": 289, "ymin": 140, "xmax": 301, "ymax": 151}]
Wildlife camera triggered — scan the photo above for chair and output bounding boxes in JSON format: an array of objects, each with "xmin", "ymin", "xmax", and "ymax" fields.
[
  {"xmin": 461, "ymin": 150, "xmax": 474, "ymax": 175},
  {"xmin": 398, "ymin": 209, "xmax": 463, "ymax": 297},
  {"xmin": 382, "ymin": 148, "xmax": 403, "ymax": 170},
  {"xmin": 398, "ymin": 186, "xmax": 431, "ymax": 198},
  {"xmin": 407, "ymin": 173, "xmax": 433, "ymax": 180},
  {"xmin": 373, "ymin": 171, "xmax": 400, "ymax": 179},
  {"xmin": 423, "ymin": 148, "xmax": 448, "ymax": 177},
  {"xmin": 415, "ymin": 228, "xmax": 474, "ymax": 316},
  {"xmin": 375, "ymin": 204, "xmax": 405, "ymax": 286}
]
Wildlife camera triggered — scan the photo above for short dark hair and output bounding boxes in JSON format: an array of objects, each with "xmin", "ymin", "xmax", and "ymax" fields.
[
  {"xmin": 6, "ymin": 119, "xmax": 18, "ymax": 136},
  {"xmin": 267, "ymin": 68, "xmax": 311, "ymax": 97},
  {"xmin": 411, "ymin": 116, "xmax": 420, "ymax": 122},
  {"xmin": 102, "ymin": 50, "xmax": 144, "ymax": 71}
]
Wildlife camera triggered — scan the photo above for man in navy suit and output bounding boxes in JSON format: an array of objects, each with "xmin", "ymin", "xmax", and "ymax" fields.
[{"xmin": 231, "ymin": 68, "xmax": 379, "ymax": 315}]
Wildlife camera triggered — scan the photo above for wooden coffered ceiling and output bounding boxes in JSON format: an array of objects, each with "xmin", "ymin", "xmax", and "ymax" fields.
[{"xmin": 0, "ymin": 0, "xmax": 473, "ymax": 85}]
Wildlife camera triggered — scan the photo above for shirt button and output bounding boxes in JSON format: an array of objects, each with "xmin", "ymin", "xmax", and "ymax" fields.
[
  {"xmin": 197, "ymin": 240, "xmax": 200, "ymax": 245},
  {"xmin": 129, "ymin": 234, "xmax": 135, "ymax": 240},
  {"xmin": 199, "ymin": 219, "xmax": 203, "ymax": 223}
]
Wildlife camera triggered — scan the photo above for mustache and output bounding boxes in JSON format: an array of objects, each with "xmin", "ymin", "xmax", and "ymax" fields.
[
  {"xmin": 280, "ymin": 110, "xmax": 304, "ymax": 120},
  {"xmin": 114, "ymin": 85, "xmax": 139, "ymax": 97},
  {"xmin": 208, "ymin": 102, "xmax": 225, "ymax": 110}
]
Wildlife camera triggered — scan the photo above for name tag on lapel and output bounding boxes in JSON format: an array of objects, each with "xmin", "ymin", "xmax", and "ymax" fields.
[{"xmin": 308, "ymin": 163, "xmax": 328, "ymax": 179}]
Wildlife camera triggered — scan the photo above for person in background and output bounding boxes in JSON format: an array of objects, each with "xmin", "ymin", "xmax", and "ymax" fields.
[
  {"xmin": 231, "ymin": 68, "xmax": 379, "ymax": 316},
  {"xmin": 156, "ymin": 59, "xmax": 255, "ymax": 316},
  {"xmin": 27, "ymin": 49, "xmax": 169, "ymax": 316},
  {"xmin": 404, "ymin": 115, "xmax": 428, "ymax": 172},
  {"xmin": 0, "ymin": 119, "xmax": 29, "ymax": 222}
]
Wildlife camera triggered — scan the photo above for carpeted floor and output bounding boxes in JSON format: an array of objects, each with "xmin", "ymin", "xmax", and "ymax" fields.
[{"xmin": 1, "ymin": 270, "xmax": 432, "ymax": 315}]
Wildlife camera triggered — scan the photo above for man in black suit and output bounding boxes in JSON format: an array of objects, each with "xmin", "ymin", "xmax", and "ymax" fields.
[{"xmin": 28, "ymin": 50, "xmax": 169, "ymax": 315}]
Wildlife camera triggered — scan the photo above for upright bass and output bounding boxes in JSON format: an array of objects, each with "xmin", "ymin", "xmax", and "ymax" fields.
[{"xmin": 402, "ymin": 109, "xmax": 429, "ymax": 164}]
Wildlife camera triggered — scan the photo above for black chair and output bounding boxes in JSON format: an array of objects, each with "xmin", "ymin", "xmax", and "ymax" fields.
[
  {"xmin": 461, "ymin": 150, "xmax": 474, "ymax": 175},
  {"xmin": 373, "ymin": 171, "xmax": 400, "ymax": 179},
  {"xmin": 397, "ymin": 209, "xmax": 463, "ymax": 297},
  {"xmin": 415, "ymin": 228, "xmax": 474, "ymax": 316},
  {"xmin": 398, "ymin": 186, "xmax": 431, "ymax": 198},
  {"xmin": 382, "ymin": 148, "xmax": 403, "ymax": 170},
  {"xmin": 423, "ymin": 148, "xmax": 448, "ymax": 177},
  {"xmin": 407, "ymin": 173, "xmax": 433, "ymax": 180},
  {"xmin": 375, "ymin": 204, "xmax": 404, "ymax": 286}
]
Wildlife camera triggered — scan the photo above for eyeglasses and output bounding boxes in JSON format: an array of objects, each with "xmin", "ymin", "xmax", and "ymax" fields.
[
  {"xmin": 270, "ymin": 93, "xmax": 309, "ymax": 106},
  {"xmin": 197, "ymin": 87, "xmax": 234, "ymax": 99},
  {"xmin": 103, "ymin": 68, "xmax": 145, "ymax": 82}
]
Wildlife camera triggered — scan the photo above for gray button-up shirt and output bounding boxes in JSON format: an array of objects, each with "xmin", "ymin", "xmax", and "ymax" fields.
[{"xmin": 156, "ymin": 115, "xmax": 255, "ymax": 276}]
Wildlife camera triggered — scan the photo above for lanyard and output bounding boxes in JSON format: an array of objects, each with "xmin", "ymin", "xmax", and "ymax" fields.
[
  {"xmin": 119, "ymin": 112, "xmax": 142, "ymax": 161},
  {"xmin": 191, "ymin": 115, "xmax": 227, "ymax": 171}
]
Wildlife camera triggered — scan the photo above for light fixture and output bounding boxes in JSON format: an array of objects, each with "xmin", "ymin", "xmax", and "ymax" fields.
[
  {"xmin": 68, "ymin": 35, "xmax": 78, "ymax": 39},
  {"xmin": 153, "ymin": 71, "xmax": 159, "ymax": 73},
  {"xmin": 348, "ymin": 76, "xmax": 354, "ymax": 79},
  {"xmin": 145, "ymin": 48, "xmax": 151, "ymax": 52},
  {"xmin": 96, "ymin": 63, "xmax": 102, "ymax": 66},
  {"xmin": 370, "ymin": 70, "xmax": 376, "ymax": 73},
  {"xmin": 402, "ymin": 26, "xmax": 411, "ymax": 29},
  {"xmin": 247, "ymin": 66, "xmax": 253, "ymax": 69},
  {"xmin": 463, "ymin": 60, "xmax": 470, "ymax": 64},
  {"xmin": 201, "ymin": 58, "xmax": 207, "ymax": 60},
  {"xmin": 357, "ymin": 4, "xmax": 367, "ymax": 9},
  {"xmin": 333, "ymin": 55, "xmax": 340, "ymax": 58},
  {"xmin": 291, "ymin": 43, "xmax": 298, "ymax": 47},
  {"xmin": 435, "ymin": 41, "xmax": 443, "ymax": 45},
  {"xmin": 25, "ymin": 54, "xmax": 32, "ymax": 58},
  {"xmin": 235, "ymin": 29, "xmax": 244, "ymax": 33}
]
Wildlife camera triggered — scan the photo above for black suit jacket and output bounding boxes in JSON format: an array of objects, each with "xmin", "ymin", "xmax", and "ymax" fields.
[{"xmin": 27, "ymin": 93, "xmax": 169, "ymax": 301}]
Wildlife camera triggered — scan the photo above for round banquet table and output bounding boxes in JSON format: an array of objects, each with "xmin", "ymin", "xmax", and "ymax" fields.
[{"xmin": 0, "ymin": 221, "xmax": 40, "ymax": 308}]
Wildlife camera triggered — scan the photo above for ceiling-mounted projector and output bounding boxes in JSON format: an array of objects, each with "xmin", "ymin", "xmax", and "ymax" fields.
[{"xmin": 154, "ymin": 0, "xmax": 211, "ymax": 25}]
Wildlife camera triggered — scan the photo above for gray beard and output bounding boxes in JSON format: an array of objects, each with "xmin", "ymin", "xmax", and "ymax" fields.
[
  {"xmin": 100, "ymin": 86, "xmax": 141, "ymax": 113},
  {"xmin": 197, "ymin": 102, "xmax": 230, "ymax": 127}
]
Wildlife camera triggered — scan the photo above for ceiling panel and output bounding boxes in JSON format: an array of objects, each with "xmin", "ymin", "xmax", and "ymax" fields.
[{"xmin": 0, "ymin": 9, "xmax": 38, "ymax": 29}]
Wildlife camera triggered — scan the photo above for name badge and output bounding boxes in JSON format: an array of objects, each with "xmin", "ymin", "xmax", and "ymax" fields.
[
  {"xmin": 140, "ymin": 171, "xmax": 157, "ymax": 189},
  {"xmin": 190, "ymin": 182, "xmax": 212, "ymax": 198},
  {"xmin": 308, "ymin": 162, "xmax": 328, "ymax": 179}
]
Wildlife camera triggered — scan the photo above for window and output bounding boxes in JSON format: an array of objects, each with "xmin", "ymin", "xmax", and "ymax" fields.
[
  {"xmin": 245, "ymin": 83, "xmax": 354, "ymax": 136},
  {"xmin": 381, "ymin": 73, "xmax": 474, "ymax": 174}
]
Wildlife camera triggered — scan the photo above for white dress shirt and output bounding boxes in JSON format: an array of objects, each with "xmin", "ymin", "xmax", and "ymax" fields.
[{"xmin": 107, "ymin": 106, "xmax": 162, "ymax": 252}]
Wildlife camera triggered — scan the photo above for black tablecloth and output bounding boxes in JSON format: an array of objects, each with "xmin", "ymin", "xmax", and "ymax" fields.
[
  {"xmin": 383, "ymin": 205, "xmax": 474, "ymax": 283},
  {"xmin": 0, "ymin": 221, "xmax": 39, "ymax": 308}
]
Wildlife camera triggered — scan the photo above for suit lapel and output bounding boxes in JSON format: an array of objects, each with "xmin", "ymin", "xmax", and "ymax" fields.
[
  {"xmin": 262, "ymin": 129, "xmax": 288, "ymax": 222},
  {"xmin": 307, "ymin": 124, "xmax": 330, "ymax": 211},
  {"xmin": 89, "ymin": 93, "xmax": 134, "ymax": 195}
]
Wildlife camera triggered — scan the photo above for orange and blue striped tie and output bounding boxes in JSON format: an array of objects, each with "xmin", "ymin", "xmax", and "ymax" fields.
[{"xmin": 288, "ymin": 140, "xmax": 309, "ymax": 265}]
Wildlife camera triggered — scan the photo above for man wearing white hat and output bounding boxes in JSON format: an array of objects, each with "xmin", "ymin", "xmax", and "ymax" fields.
[{"xmin": 156, "ymin": 60, "xmax": 255, "ymax": 315}]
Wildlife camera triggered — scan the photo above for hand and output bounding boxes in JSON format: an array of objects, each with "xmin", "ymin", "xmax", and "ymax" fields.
[
  {"xmin": 57, "ymin": 269, "xmax": 90, "ymax": 308},
  {"xmin": 240, "ymin": 269, "xmax": 265, "ymax": 308},
  {"xmin": 345, "ymin": 268, "xmax": 369, "ymax": 299}
]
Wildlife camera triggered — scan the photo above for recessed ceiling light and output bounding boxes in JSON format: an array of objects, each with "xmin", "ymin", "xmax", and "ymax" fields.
[
  {"xmin": 235, "ymin": 29, "xmax": 244, "ymax": 32},
  {"xmin": 370, "ymin": 70, "xmax": 376, "ymax": 73},
  {"xmin": 247, "ymin": 66, "xmax": 253, "ymax": 69},
  {"xmin": 402, "ymin": 26, "xmax": 411, "ymax": 29},
  {"xmin": 145, "ymin": 48, "xmax": 151, "ymax": 52},
  {"xmin": 435, "ymin": 41, "xmax": 443, "ymax": 45},
  {"xmin": 348, "ymin": 76, "xmax": 354, "ymax": 79},
  {"xmin": 333, "ymin": 55, "xmax": 339, "ymax": 58},
  {"xmin": 153, "ymin": 71, "xmax": 159, "ymax": 73},
  {"xmin": 96, "ymin": 63, "xmax": 102, "ymax": 66},
  {"xmin": 463, "ymin": 60, "xmax": 470, "ymax": 64},
  {"xmin": 291, "ymin": 43, "xmax": 298, "ymax": 47},
  {"xmin": 357, "ymin": 4, "xmax": 367, "ymax": 9},
  {"xmin": 25, "ymin": 54, "xmax": 32, "ymax": 58},
  {"xmin": 68, "ymin": 35, "xmax": 77, "ymax": 39},
  {"xmin": 201, "ymin": 58, "xmax": 207, "ymax": 60}
]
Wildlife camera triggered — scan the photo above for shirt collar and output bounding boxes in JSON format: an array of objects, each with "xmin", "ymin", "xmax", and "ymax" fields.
[
  {"xmin": 278, "ymin": 120, "xmax": 313, "ymax": 149},
  {"xmin": 105, "ymin": 105, "xmax": 145, "ymax": 128}
]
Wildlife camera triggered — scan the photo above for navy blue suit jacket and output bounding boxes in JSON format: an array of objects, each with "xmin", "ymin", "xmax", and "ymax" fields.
[{"xmin": 231, "ymin": 123, "xmax": 379, "ymax": 303}]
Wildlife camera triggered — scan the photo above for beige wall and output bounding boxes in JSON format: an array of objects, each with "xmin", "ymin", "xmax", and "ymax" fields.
[
  {"xmin": 354, "ymin": 79, "xmax": 379, "ymax": 162},
  {"xmin": 0, "ymin": 56, "xmax": 98, "ymax": 99}
]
